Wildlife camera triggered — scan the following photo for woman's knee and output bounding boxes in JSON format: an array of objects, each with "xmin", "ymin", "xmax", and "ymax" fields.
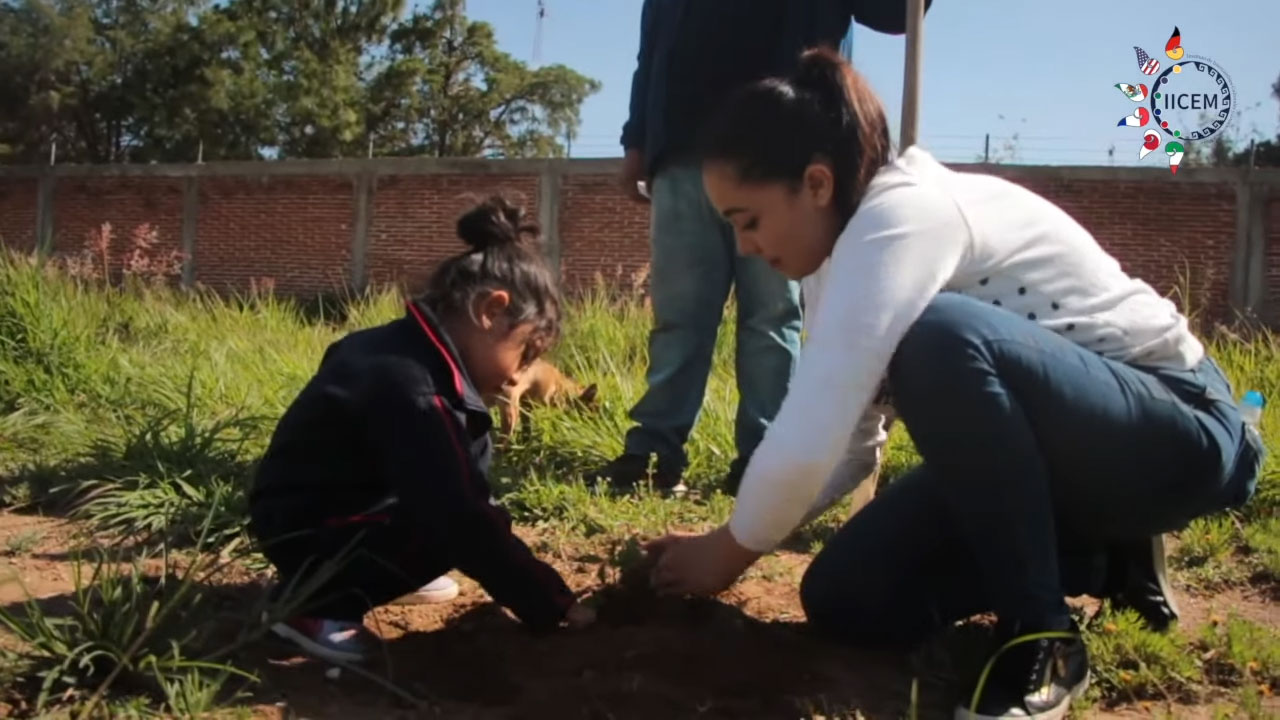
[
  {"xmin": 892, "ymin": 293, "xmax": 992, "ymax": 368},
  {"xmin": 800, "ymin": 545, "xmax": 928, "ymax": 648},
  {"xmin": 798, "ymin": 550, "xmax": 843, "ymax": 628},
  {"xmin": 800, "ymin": 553, "xmax": 866, "ymax": 641}
]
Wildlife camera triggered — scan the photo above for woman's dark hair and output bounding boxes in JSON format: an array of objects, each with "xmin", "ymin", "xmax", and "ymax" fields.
[
  {"xmin": 421, "ymin": 195, "xmax": 561, "ymax": 359},
  {"xmin": 697, "ymin": 46, "xmax": 893, "ymax": 223}
]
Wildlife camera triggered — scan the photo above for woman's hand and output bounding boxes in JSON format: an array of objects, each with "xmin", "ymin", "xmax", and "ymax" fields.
[{"xmin": 644, "ymin": 525, "xmax": 762, "ymax": 597}]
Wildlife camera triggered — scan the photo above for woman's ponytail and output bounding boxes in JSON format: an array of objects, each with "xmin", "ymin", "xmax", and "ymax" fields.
[{"xmin": 697, "ymin": 46, "xmax": 892, "ymax": 223}]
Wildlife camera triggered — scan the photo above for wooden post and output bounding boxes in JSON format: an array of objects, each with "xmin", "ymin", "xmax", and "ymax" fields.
[{"xmin": 899, "ymin": 0, "xmax": 925, "ymax": 149}]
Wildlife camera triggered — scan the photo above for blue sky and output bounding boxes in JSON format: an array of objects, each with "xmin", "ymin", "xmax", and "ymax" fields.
[{"xmin": 463, "ymin": 0, "xmax": 1279, "ymax": 166}]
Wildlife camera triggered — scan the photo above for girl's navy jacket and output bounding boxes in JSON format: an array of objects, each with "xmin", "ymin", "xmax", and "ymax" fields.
[{"xmin": 249, "ymin": 299, "xmax": 576, "ymax": 630}]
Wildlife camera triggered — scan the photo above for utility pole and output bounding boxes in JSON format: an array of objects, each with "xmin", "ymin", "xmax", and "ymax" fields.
[
  {"xmin": 899, "ymin": 0, "xmax": 925, "ymax": 149},
  {"xmin": 533, "ymin": 0, "xmax": 546, "ymax": 65}
]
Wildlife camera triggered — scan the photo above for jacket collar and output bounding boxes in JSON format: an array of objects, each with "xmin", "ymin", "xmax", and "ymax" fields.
[{"xmin": 404, "ymin": 299, "xmax": 490, "ymax": 418}]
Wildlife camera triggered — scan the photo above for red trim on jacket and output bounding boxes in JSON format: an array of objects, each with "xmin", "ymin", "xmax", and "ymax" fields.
[{"xmin": 406, "ymin": 301, "xmax": 466, "ymax": 398}]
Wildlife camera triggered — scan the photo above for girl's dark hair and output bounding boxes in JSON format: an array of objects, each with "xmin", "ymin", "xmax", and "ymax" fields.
[
  {"xmin": 421, "ymin": 195, "xmax": 561, "ymax": 359},
  {"xmin": 697, "ymin": 46, "xmax": 893, "ymax": 223}
]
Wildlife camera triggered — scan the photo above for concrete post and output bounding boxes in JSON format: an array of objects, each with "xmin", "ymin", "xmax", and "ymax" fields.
[
  {"xmin": 538, "ymin": 166, "xmax": 563, "ymax": 283},
  {"xmin": 35, "ymin": 174, "xmax": 55, "ymax": 256},
  {"xmin": 180, "ymin": 176, "xmax": 199, "ymax": 289},
  {"xmin": 350, "ymin": 172, "xmax": 374, "ymax": 293},
  {"xmin": 1243, "ymin": 182, "xmax": 1268, "ymax": 319},
  {"xmin": 1231, "ymin": 175, "xmax": 1271, "ymax": 321}
]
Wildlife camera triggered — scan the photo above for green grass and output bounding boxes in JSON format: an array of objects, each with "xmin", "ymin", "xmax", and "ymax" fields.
[
  {"xmin": 493, "ymin": 285, "xmax": 742, "ymax": 489},
  {"xmin": 1084, "ymin": 607, "xmax": 1200, "ymax": 703},
  {"xmin": 1172, "ymin": 515, "xmax": 1250, "ymax": 589},
  {"xmin": 1206, "ymin": 330, "xmax": 1280, "ymax": 521},
  {"xmin": 1242, "ymin": 516, "xmax": 1280, "ymax": 582},
  {"xmin": 0, "ymin": 247, "xmax": 1277, "ymax": 717},
  {"xmin": 3, "ymin": 529, "xmax": 41, "ymax": 556},
  {"xmin": 0, "ymin": 507, "xmax": 258, "ymax": 717}
]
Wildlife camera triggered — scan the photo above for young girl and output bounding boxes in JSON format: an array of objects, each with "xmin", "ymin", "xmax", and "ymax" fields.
[
  {"xmin": 645, "ymin": 49, "xmax": 1263, "ymax": 720},
  {"xmin": 249, "ymin": 197, "xmax": 594, "ymax": 664}
]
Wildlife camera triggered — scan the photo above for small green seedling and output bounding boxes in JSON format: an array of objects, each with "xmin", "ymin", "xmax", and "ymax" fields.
[
  {"xmin": 587, "ymin": 535, "xmax": 663, "ymax": 624},
  {"xmin": 611, "ymin": 535, "xmax": 651, "ymax": 589}
]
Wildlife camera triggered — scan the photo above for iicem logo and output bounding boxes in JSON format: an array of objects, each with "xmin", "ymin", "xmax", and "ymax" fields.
[{"xmin": 1114, "ymin": 27, "xmax": 1235, "ymax": 175}]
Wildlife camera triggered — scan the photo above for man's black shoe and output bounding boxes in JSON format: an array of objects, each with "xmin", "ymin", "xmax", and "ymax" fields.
[
  {"xmin": 588, "ymin": 453, "xmax": 686, "ymax": 496},
  {"xmin": 721, "ymin": 456, "xmax": 749, "ymax": 496}
]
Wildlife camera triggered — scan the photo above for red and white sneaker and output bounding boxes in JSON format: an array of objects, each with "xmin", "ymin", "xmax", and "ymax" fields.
[
  {"xmin": 270, "ymin": 617, "xmax": 375, "ymax": 664},
  {"xmin": 391, "ymin": 575, "xmax": 460, "ymax": 605}
]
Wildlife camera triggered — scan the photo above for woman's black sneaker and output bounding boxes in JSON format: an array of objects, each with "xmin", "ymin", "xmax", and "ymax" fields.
[
  {"xmin": 1106, "ymin": 534, "xmax": 1179, "ymax": 632},
  {"xmin": 955, "ymin": 620, "xmax": 1089, "ymax": 720}
]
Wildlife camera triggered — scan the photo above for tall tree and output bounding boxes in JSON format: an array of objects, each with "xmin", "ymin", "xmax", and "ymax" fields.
[
  {"xmin": 0, "ymin": 0, "xmax": 600, "ymax": 162},
  {"xmin": 217, "ymin": 0, "xmax": 405, "ymax": 158},
  {"xmin": 125, "ymin": 6, "xmax": 279, "ymax": 161},
  {"xmin": 367, "ymin": 0, "xmax": 600, "ymax": 158},
  {"xmin": 1273, "ymin": 71, "xmax": 1280, "ymax": 122},
  {"xmin": 0, "ymin": 0, "xmax": 277, "ymax": 163}
]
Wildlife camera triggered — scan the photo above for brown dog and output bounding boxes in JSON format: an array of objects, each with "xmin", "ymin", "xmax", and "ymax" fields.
[{"xmin": 498, "ymin": 358, "xmax": 599, "ymax": 437}]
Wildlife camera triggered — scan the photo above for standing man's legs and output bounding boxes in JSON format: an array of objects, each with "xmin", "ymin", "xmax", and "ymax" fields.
[
  {"xmin": 597, "ymin": 163, "xmax": 735, "ymax": 486},
  {"xmin": 726, "ymin": 249, "xmax": 802, "ymax": 491}
]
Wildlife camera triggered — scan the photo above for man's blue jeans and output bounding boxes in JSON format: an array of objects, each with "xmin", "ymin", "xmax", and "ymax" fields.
[
  {"xmin": 800, "ymin": 293, "xmax": 1264, "ymax": 646},
  {"xmin": 624, "ymin": 163, "xmax": 803, "ymax": 472}
]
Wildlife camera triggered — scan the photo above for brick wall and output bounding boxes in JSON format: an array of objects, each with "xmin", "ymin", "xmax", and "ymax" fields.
[
  {"xmin": 1, "ymin": 159, "xmax": 1276, "ymax": 324},
  {"xmin": 997, "ymin": 174, "xmax": 1237, "ymax": 319},
  {"xmin": 560, "ymin": 173, "xmax": 652, "ymax": 289},
  {"xmin": 0, "ymin": 179, "xmax": 37, "ymax": 252},
  {"xmin": 368, "ymin": 174, "xmax": 540, "ymax": 294},
  {"xmin": 197, "ymin": 176, "xmax": 352, "ymax": 295},
  {"xmin": 53, "ymin": 177, "xmax": 186, "ymax": 277}
]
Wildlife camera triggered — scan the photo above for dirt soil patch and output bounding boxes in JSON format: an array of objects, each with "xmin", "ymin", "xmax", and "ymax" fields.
[{"xmin": 2, "ymin": 512, "xmax": 1276, "ymax": 719}]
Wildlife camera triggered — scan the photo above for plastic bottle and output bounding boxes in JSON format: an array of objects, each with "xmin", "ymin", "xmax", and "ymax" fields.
[{"xmin": 1240, "ymin": 390, "xmax": 1264, "ymax": 427}]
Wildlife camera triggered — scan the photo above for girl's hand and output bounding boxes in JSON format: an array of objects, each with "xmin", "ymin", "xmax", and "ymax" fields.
[
  {"xmin": 644, "ymin": 525, "xmax": 762, "ymax": 597},
  {"xmin": 564, "ymin": 601, "xmax": 597, "ymax": 629}
]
